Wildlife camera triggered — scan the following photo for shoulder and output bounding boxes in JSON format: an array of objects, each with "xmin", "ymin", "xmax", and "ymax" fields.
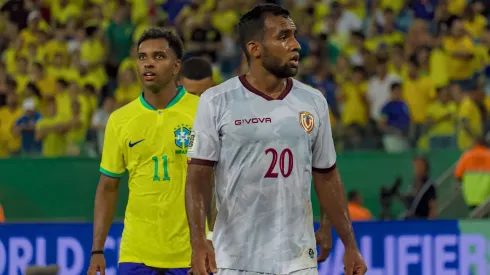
[
  {"xmin": 200, "ymin": 76, "xmax": 243, "ymax": 103},
  {"xmin": 291, "ymin": 78, "xmax": 329, "ymax": 112},
  {"xmin": 181, "ymin": 91, "xmax": 200, "ymax": 108},
  {"xmin": 108, "ymin": 98, "xmax": 141, "ymax": 125}
]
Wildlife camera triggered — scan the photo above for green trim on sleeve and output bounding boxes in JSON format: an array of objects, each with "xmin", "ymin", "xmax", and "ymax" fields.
[{"xmin": 100, "ymin": 167, "xmax": 125, "ymax": 178}]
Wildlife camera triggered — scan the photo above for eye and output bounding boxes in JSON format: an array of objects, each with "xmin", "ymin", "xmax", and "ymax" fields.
[
  {"xmin": 156, "ymin": 54, "xmax": 165, "ymax": 59},
  {"xmin": 138, "ymin": 55, "xmax": 146, "ymax": 61}
]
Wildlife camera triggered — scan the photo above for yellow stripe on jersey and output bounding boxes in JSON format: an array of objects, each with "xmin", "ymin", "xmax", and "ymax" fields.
[{"xmin": 100, "ymin": 87, "xmax": 199, "ymax": 268}]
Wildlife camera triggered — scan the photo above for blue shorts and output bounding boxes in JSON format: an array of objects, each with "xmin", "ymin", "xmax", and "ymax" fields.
[{"xmin": 119, "ymin": 262, "xmax": 190, "ymax": 275}]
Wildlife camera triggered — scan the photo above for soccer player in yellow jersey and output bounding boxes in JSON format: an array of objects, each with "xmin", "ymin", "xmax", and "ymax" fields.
[{"xmin": 88, "ymin": 28, "xmax": 199, "ymax": 275}]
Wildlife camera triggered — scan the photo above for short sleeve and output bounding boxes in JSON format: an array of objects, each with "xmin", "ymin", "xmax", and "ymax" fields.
[
  {"xmin": 187, "ymin": 97, "xmax": 220, "ymax": 166},
  {"xmin": 99, "ymin": 115, "xmax": 126, "ymax": 177},
  {"xmin": 312, "ymin": 102, "xmax": 337, "ymax": 172}
]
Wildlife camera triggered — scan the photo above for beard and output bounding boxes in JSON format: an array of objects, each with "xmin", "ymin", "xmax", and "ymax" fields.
[{"xmin": 261, "ymin": 47, "xmax": 298, "ymax": 78}]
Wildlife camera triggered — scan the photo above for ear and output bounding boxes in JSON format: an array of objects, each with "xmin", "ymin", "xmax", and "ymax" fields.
[
  {"xmin": 246, "ymin": 41, "xmax": 261, "ymax": 59},
  {"xmin": 173, "ymin": 60, "xmax": 181, "ymax": 76}
]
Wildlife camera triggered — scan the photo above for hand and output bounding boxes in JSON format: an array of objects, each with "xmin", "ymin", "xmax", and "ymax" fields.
[
  {"xmin": 315, "ymin": 226, "xmax": 332, "ymax": 262},
  {"xmin": 87, "ymin": 254, "xmax": 106, "ymax": 275},
  {"xmin": 190, "ymin": 240, "xmax": 217, "ymax": 275},
  {"xmin": 343, "ymin": 247, "xmax": 367, "ymax": 275}
]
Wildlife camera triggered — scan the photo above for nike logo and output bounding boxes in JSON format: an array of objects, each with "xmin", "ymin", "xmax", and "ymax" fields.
[{"xmin": 129, "ymin": 139, "xmax": 145, "ymax": 147}]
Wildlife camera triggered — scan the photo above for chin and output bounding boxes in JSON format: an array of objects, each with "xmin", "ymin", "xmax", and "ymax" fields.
[{"xmin": 144, "ymin": 83, "xmax": 161, "ymax": 93}]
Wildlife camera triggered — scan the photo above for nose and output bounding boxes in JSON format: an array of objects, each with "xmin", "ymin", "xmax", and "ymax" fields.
[
  {"xmin": 143, "ymin": 58, "xmax": 155, "ymax": 69},
  {"xmin": 291, "ymin": 37, "xmax": 301, "ymax": 52}
]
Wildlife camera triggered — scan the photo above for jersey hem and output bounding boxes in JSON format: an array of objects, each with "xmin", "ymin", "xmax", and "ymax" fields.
[
  {"xmin": 189, "ymin": 158, "xmax": 216, "ymax": 166},
  {"xmin": 119, "ymin": 259, "xmax": 190, "ymax": 269},
  {"xmin": 312, "ymin": 163, "xmax": 336, "ymax": 173},
  {"xmin": 217, "ymin": 264, "xmax": 318, "ymax": 274},
  {"xmin": 99, "ymin": 167, "xmax": 125, "ymax": 178}
]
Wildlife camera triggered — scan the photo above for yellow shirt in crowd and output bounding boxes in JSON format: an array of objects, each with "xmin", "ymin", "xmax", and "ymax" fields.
[
  {"xmin": 443, "ymin": 36, "xmax": 475, "ymax": 80},
  {"xmin": 402, "ymin": 76, "xmax": 436, "ymax": 123},
  {"xmin": 341, "ymin": 82, "xmax": 368, "ymax": 126},
  {"xmin": 426, "ymin": 101, "xmax": 458, "ymax": 137},
  {"xmin": 458, "ymin": 97, "xmax": 483, "ymax": 150},
  {"xmin": 36, "ymin": 116, "xmax": 66, "ymax": 157}
]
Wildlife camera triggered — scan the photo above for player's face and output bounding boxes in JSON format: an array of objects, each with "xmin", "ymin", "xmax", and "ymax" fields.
[
  {"xmin": 260, "ymin": 15, "xmax": 301, "ymax": 78},
  {"xmin": 137, "ymin": 39, "xmax": 181, "ymax": 93},
  {"xmin": 181, "ymin": 76, "xmax": 214, "ymax": 96}
]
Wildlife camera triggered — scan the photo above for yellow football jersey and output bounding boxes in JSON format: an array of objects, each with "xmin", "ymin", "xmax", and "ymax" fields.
[{"xmin": 100, "ymin": 87, "xmax": 199, "ymax": 268}]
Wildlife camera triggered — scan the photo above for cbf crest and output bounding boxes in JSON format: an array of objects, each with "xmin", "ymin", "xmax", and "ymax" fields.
[
  {"xmin": 299, "ymin": 111, "xmax": 315, "ymax": 134},
  {"xmin": 174, "ymin": 124, "xmax": 192, "ymax": 154}
]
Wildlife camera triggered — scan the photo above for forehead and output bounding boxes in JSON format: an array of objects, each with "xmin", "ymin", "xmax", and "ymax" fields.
[
  {"xmin": 263, "ymin": 15, "xmax": 296, "ymax": 35},
  {"xmin": 138, "ymin": 38, "xmax": 170, "ymax": 53}
]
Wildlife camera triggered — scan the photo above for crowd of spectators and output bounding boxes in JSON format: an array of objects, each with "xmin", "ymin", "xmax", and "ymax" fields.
[{"xmin": 0, "ymin": 0, "xmax": 490, "ymax": 158}]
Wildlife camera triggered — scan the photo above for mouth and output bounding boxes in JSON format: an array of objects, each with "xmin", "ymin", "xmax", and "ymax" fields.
[
  {"xmin": 289, "ymin": 55, "xmax": 300, "ymax": 67},
  {"xmin": 143, "ymin": 72, "xmax": 156, "ymax": 81}
]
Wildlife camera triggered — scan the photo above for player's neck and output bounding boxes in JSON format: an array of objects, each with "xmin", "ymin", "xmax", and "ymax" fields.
[
  {"xmin": 143, "ymin": 84, "xmax": 179, "ymax": 109},
  {"xmin": 246, "ymin": 69, "xmax": 287, "ymax": 97}
]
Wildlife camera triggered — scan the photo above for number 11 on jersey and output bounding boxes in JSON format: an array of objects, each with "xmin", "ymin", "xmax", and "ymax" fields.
[{"xmin": 152, "ymin": 155, "xmax": 170, "ymax": 181}]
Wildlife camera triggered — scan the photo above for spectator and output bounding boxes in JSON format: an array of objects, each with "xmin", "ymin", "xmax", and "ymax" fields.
[
  {"xmin": 91, "ymin": 96, "xmax": 116, "ymax": 155},
  {"xmin": 367, "ymin": 57, "xmax": 400, "ymax": 120},
  {"xmin": 403, "ymin": 156, "xmax": 437, "ymax": 219},
  {"xmin": 187, "ymin": 13, "xmax": 222, "ymax": 63},
  {"xmin": 462, "ymin": 3, "xmax": 487, "ymax": 39},
  {"xmin": 0, "ymin": 92, "xmax": 22, "ymax": 157},
  {"xmin": 426, "ymin": 85, "xmax": 458, "ymax": 148},
  {"xmin": 14, "ymin": 98, "xmax": 42, "ymax": 156},
  {"xmin": 31, "ymin": 63, "xmax": 56, "ymax": 98},
  {"xmin": 180, "ymin": 57, "xmax": 214, "ymax": 97},
  {"xmin": 443, "ymin": 17, "xmax": 475, "ymax": 91},
  {"xmin": 35, "ymin": 98, "xmax": 67, "ymax": 158},
  {"xmin": 337, "ymin": 66, "xmax": 368, "ymax": 148},
  {"xmin": 455, "ymin": 138, "xmax": 490, "ymax": 212},
  {"xmin": 378, "ymin": 82, "xmax": 411, "ymax": 153},
  {"xmin": 402, "ymin": 57, "xmax": 436, "ymax": 144},
  {"xmin": 457, "ymin": 86, "xmax": 485, "ymax": 150},
  {"xmin": 347, "ymin": 190, "xmax": 373, "ymax": 221},
  {"xmin": 114, "ymin": 68, "xmax": 140, "ymax": 107},
  {"xmin": 66, "ymin": 100, "xmax": 88, "ymax": 156},
  {"xmin": 105, "ymin": 4, "xmax": 134, "ymax": 80}
]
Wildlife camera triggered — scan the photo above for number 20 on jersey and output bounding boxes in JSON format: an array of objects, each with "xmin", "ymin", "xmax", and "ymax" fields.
[{"xmin": 264, "ymin": 148, "xmax": 293, "ymax": 178}]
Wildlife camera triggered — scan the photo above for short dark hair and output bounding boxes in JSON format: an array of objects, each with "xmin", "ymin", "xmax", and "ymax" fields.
[
  {"xmin": 33, "ymin": 62, "xmax": 44, "ymax": 71},
  {"xmin": 237, "ymin": 4, "xmax": 290, "ymax": 60},
  {"xmin": 137, "ymin": 28, "xmax": 184, "ymax": 60},
  {"xmin": 347, "ymin": 190, "xmax": 359, "ymax": 201},
  {"xmin": 180, "ymin": 57, "xmax": 213, "ymax": 80},
  {"xmin": 56, "ymin": 78, "xmax": 68, "ymax": 88},
  {"xmin": 391, "ymin": 82, "xmax": 402, "ymax": 91}
]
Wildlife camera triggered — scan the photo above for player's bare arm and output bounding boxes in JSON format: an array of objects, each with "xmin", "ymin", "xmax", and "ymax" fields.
[
  {"xmin": 315, "ymin": 210, "xmax": 332, "ymax": 262},
  {"xmin": 185, "ymin": 163, "xmax": 217, "ymax": 274},
  {"xmin": 88, "ymin": 174, "xmax": 120, "ymax": 275},
  {"xmin": 92, "ymin": 174, "xmax": 120, "ymax": 250},
  {"xmin": 207, "ymin": 183, "xmax": 217, "ymax": 232},
  {"xmin": 313, "ymin": 168, "xmax": 367, "ymax": 274}
]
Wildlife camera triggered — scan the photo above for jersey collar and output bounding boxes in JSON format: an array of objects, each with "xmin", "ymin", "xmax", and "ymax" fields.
[{"xmin": 139, "ymin": 86, "xmax": 187, "ymax": 111}]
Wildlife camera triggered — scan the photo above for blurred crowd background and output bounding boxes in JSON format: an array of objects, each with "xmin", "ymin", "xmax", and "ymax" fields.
[
  {"xmin": 0, "ymin": 0, "xmax": 490, "ymax": 222},
  {"xmin": 1, "ymin": 0, "xmax": 490, "ymax": 157}
]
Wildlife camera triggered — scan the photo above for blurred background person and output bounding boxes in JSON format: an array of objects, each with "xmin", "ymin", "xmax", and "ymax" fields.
[
  {"xmin": 13, "ymin": 98, "xmax": 42, "ymax": 156},
  {"xmin": 401, "ymin": 156, "xmax": 438, "ymax": 220},
  {"xmin": 179, "ymin": 57, "xmax": 214, "ymax": 97},
  {"xmin": 347, "ymin": 190, "xmax": 373, "ymax": 221},
  {"xmin": 455, "ymin": 138, "xmax": 490, "ymax": 212}
]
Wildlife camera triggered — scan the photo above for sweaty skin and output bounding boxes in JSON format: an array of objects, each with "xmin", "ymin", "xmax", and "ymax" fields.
[{"xmin": 313, "ymin": 168, "xmax": 357, "ymax": 249}]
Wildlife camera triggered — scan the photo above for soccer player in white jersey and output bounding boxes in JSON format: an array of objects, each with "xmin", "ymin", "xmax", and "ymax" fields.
[{"xmin": 185, "ymin": 4, "xmax": 367, "ymax": 275}]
